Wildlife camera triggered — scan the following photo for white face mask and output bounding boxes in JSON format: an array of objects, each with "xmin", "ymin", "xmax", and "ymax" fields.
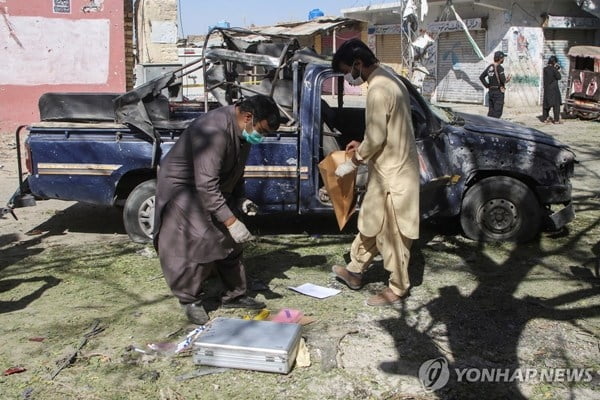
[{"xmin": 344, "ymin": 63, "xmax": 363, "ymax": 86}]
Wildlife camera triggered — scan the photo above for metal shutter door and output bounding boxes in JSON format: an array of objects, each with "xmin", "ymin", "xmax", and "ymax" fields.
[
  {"xmin": 543, "ymin": 29, "xmax": 595, "ymax": 102},
  {"xmin": 436, "ymin": 30, "xmax": 487, "ymax": 103},
  {"xmin": 377, "ymin": 34, "xmax": 403, "ymax": 64}
]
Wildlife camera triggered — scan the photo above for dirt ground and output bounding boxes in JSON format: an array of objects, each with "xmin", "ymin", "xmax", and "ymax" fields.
[{"xmin": 0, "ymin": 104, "xmax": 599, "ymax": 400}]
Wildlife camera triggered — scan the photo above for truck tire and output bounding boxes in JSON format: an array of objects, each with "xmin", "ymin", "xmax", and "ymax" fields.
[
  {"xmin": 460, "ymin": 176, "xmax": 541, "ymax": 243},
  {"xmin": 123, "ymin": 179, "xmax": 156, "ymax": 243}
]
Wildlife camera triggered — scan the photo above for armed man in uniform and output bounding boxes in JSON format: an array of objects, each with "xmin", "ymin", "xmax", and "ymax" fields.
[{"xmin": 479, "ymin": 51, "xmax": 511, "ymax": 118}]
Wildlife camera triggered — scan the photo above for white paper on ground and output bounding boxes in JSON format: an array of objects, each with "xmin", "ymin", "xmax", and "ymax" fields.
[{"xmin": 288, "ymin": 283, "xmax": 341, "ymax": 299}]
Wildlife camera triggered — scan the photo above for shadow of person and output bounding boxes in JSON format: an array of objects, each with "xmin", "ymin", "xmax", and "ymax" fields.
[
  {"xmin": 28, "ymin": 203, "xmax": 125, "ymax": 236},
  {"xmin": 198, "ymin": 248, "xmax": 328, "ymax": 311},
  {"xmin": 0, "ymin": 275, "xmax": 61, "ymax": 313}
]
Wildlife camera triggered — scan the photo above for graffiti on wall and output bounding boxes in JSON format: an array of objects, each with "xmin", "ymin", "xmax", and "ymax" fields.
[
  {"xmin": 0, "ymin": 17, "xmax": 110, "ymax": 85},
  {"xmin": 420, "ymin": 42, "xmax": 437, "ymax": 98},
  {"xmin": 82, "ymin": 0, "xmax": 104, "ymax": 13},
  {"xmin": 53, "ymin": 0, "xmax": 70, "ymax": 14},
  {"xmin": 504, "ymin": 27, "xmax": 543, "ymax": 106},
  {"xmin": 428, "ymin": 18, "xmax": 483, "ymax": 33}
]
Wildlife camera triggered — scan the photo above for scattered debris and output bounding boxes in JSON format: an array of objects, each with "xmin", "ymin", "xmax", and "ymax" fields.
[
  {"xmin": 298, "ymin": 315, "xmax": 317, "ymax": 326},
  {"xmin": 3, "ymin": 366, "xmax": 26, "ymax": 376},
  {"xmin": 165, "ymin": 328, "xmax": 183, "ymax": 338},
  {"xmin": 21, "ymin": 387, "xmax": 34, "ymax": 399},
  {"xmin": 146, "ymin": 341, "xmax": 177, "ymax": 355},
  {"xmin": 243, "ymin": 308, "xmax": 270, "ymax": 320},
  {"xmin": 308, "ymin": 327, "xmax": 359, "ymax": 372},
  {"xmin": 121, "ymin": 345, "xmax": 157, "ymax": 365},
  {"xmin": 136, "ymin": 246, "xmax": 156, "ymax": 258},
  {"xmin": 50, "ymin": 320, "xmax": 104, "ymax": 380},
  {"xmin": 288, "ymin": 283, "xmax": 340, "ymax": 299},
  {"xmin": 80, "ymin": 352, "xmax": 112, "ymax": 362},
  {"xmin": 148, "ymin": 273, "xmax": 164, "ymax": 281},
  {"xmin": 147, "ymin": 326, "xmax": 205, "ymax": 356},
  {"xmin": 271, "ymin": 308, "xmax": 303, "ymax": 323},
  {"xmin": 296, "ymin": 338, "xmax": 311, "ymax": 367},
  {"xmin": 138, "ymin": 370, "xmax": 160, "ymax": 382}
]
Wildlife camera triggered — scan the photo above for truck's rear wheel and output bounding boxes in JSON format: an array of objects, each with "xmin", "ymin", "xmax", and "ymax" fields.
[
  {"xmin": 460, "ymin": 176, "xmax": 541, "ymax": 243},
  {"xmin": 123, "ymin": 180, "xmax": 156, "ymax": 243}
]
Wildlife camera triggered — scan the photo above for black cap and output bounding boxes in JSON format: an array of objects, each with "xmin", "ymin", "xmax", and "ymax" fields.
[{"xmin": 494, "ymin": 51, "xmax": 505, "ymax": 61}]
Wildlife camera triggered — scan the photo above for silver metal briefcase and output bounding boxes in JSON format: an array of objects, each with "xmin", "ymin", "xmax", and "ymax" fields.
[{"xmin": 193, "ymin": 317, "xmax": 302, "ymax": 374}]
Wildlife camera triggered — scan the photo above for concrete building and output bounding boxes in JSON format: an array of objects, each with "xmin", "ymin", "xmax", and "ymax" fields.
[
  {"xmin": 134, "ymin": 0, "xmax": 178, "ymax": 65},
  {"xmin": 0, "ymin": 0, "xmax": 133, "ymax": 134},
  {"xmin": 342, "ymin": 0, "xmax": 600, "ymax": 107}
]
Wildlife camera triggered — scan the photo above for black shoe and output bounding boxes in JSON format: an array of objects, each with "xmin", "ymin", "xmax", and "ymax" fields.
[
  {"xmin": 181, "ymin": 302, "xmax": 209, "ymax": 325},
  {"xmin": 221, "ymin": 295, "xmax": 265, "ymax": 309}
]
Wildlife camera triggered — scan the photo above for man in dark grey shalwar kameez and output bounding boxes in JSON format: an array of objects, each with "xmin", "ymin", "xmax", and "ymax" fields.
[{"xmin": 153, "ymin": 95, "xmax": 280, "ymax": 324}]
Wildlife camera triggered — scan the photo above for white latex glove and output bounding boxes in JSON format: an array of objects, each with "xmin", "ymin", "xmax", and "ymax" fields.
[
  {"xmin": 335, "ymin": 160, "xmax": 358, "ymax": 178},
  {"xmin": 227, "ymin": 219, "xmax": 255, "ymax": 243},
  {"xmin": 239, "ymin": 198, "xmax": 259, "ymax": 216}
]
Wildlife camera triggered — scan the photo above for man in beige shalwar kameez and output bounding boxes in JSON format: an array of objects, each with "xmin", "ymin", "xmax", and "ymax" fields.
[{"xmin": 331, "ymin": 39, "xmax": 420, "ymax": 306}]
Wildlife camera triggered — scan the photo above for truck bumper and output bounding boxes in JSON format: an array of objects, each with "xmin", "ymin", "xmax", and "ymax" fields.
[
  {"xmin": 546, "ymin": 203, "xmax": 575, "ymax": 231},
  {"xmin": 7, "ymin": 178, "xmax": 37, "ymax": 209}
]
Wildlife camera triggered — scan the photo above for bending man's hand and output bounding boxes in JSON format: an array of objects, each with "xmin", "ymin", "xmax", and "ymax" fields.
[{"xmin": 227, "ymin": 219, "xmax": 255, "ymax": 243}]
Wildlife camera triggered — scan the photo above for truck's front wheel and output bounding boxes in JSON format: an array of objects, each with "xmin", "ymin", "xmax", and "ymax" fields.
[
  {"xmin": 123, "ymin": 180, "xmax": 156, "ymax": 243},
  {"xmin": 460, "ymin": 176, "xmax": 541, "ymax": 243}
]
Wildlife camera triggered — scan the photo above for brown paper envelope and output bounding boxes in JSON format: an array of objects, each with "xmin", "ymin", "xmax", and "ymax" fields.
[{"xmin": 318, "ymin": 150, "xmax": 358, "ymax": 230}]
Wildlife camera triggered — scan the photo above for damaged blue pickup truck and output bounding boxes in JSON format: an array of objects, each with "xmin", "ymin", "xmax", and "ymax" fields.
[{"xmin": 6, "ymin": 28, "xmax": 576, "ymax": 243}]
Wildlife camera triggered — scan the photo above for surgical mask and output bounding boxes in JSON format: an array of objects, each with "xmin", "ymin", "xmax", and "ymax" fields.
[
  {"xmin": 344, "ymin": 63, "xmax": 363, "ymax": 86},
  {"xmin": 242, "ymin": 130, "xmax": 264, "ymax": 144},
  {"xmin": 242, "ymin": 116, "xmax": 264, "ymax": 144}
]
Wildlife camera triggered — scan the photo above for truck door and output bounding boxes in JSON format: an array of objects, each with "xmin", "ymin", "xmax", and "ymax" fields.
[
  {"xmin": 410, "ymin": 95, "xmax": 458, "ymax": 219},
  {"xmin": 243, "ymin": 127, "xmax": 301, "ymax": 213}
]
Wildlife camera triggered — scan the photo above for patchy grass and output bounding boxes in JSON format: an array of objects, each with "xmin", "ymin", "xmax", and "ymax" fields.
[{"xmin": 1, "ymin": 208, "xmax": 599, "ymax": 400}]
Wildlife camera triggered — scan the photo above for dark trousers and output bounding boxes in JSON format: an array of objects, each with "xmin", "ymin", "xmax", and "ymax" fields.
[
  {"xmin": 488, "ymin": 90, "xmax": 505, "ymax": 118},
  {"xmin": 542, "ymin": 101, "xmax": 561, "ymax": 122},
  {"xmin": 159, "ymin": 248, "xmax": 247, "ymax": 304}
]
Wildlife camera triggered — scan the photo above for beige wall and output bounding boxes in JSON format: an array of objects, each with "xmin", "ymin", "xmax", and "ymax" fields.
[{"xmin": 136, "ymin": 0, "xmax": 179, "ymax": 64}]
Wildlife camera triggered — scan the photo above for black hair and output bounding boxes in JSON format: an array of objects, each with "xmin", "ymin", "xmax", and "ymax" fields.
[
  {"xmin": 237, "ymin": 94, "xmax": 280, "ymax": 131},
  {"xmin": 548, "ymin": 55, "xmax": 558, "ymax": 65},
  {"xmin": 332, "ymin": 39, "xmax": 379, "ymax": 72}
]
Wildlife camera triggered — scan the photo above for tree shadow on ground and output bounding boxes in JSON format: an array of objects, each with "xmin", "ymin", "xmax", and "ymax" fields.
[
  {"xmin": 377, "ymin": 229, "xmax": 600, "ymax": 399},
  {"xmin": 0, "ymin": 203, "xmax": 126, "ymax": 272},
  {"xmin": 0, "ymin": 275, "xmax": 61, "ymax": 313}
]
